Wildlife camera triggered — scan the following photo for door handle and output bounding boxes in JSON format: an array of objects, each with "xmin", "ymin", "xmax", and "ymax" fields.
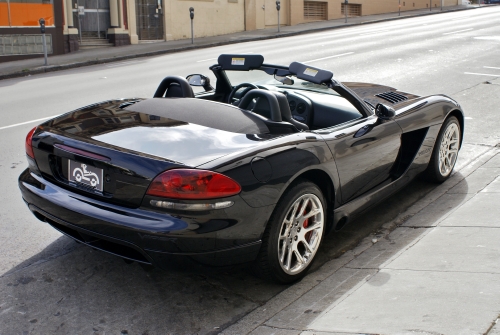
[{"xmin": 353, "ymin": 124, "xmax": 373, "ymax": 138}]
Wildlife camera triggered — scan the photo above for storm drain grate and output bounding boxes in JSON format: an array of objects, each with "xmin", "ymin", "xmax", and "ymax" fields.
[{"xmin": 375, "ymin": 91, "xmax": 408, "ymax": 103}]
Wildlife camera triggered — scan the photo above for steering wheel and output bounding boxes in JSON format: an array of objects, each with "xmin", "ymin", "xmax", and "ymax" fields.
[{"xmin": 227, "ymin": 83, "xmax": 259, "ymax": 104}]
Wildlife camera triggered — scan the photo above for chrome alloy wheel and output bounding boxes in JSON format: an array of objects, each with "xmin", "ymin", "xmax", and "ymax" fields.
[
  {"xmin": 438, "ymin": 122, "xmax": 460, "ymax": 177},
  {"xmin": 277, "ymin": 193, "xmax": 324, "ymax": 275}
]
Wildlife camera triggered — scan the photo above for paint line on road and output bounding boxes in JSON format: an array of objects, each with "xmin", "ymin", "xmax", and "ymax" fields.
[
  {"xmin": 359, "ymin": 29, "xmax": 390, "ymax": 36},
  {"xmin": 0, "ymin": 115, "xmax": 60, "ymax": 131},
  {"xmin": 484, "ymin": 66, "xmax": 500, "ymax": 70},
  {"xmin": 303, "ymin": 52, "xmax": 354, "ymax": 64},
  {"xmin": 443, "ymin": 28, "xmax": 474, "ymax": 35},
  {"xmin": 465, "ymin": 117, "xmax": 473, "ymax": 120},
  {"xmin": 464, "ymin": 72, "xmax": 500, "ymax": 77},
  {"xmin": 196, "ymin": 58, "xmax": 217, "ymax": 63}
]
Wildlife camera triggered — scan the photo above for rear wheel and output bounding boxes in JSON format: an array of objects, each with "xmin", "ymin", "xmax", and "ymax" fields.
[
  {"xmin": 423, "ymin": 116, "xmax": 461, "ymax": 182},
  {"xmin": 254, "ymin": 181, "xmax": 326, "ymax": 284}
]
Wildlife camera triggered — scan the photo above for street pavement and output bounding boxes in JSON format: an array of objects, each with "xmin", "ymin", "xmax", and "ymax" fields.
[
  {"xmin": 0, "ymin": 4, "xmax": 479, "ymax": 80},
  {"xmin": 222, "ymin": 145, "xmax": 500, "ymax": 335},
  {"xmin": 1, "ymin": 5, "xmax": 500, "ymax": 335}
]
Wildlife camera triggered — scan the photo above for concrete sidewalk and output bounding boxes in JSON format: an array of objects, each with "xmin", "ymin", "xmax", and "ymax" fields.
[
  {"xmin": 222, "ymin": 145, "xmax": 500, "ymax": 335},
  {"xmin": 0, "ymin": 4, "xmax": 480, "ymax": 80}
]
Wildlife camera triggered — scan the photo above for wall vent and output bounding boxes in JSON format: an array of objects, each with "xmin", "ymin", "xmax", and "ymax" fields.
[
  {"xmin": 304, "ymin": 1, "xmax": 327, "ymax": 21},
  {"xmin": 341, "ymin": 3, "xmax": 362, "ymax": 17}
]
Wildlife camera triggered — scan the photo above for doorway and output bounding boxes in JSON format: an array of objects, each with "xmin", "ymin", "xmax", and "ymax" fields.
[{"xmin": 136, "ymin": 0, "xmax": 164, "ymax": 41}]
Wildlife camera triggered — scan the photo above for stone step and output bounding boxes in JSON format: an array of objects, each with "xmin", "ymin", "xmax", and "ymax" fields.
[
  {"xmin": 79, "ymin": 44, "xmax": 114, "ymax": 50},
  {"xmin": 80, "ymin": 37, "xmax": 108, "ymax": 41},
  {"xmin": 80, "ymin": 40, "xmax": 112, "ymax": 45}
]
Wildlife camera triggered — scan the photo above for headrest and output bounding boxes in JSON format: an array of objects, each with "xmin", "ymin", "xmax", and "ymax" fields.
[
  {"xmin": 289, "ymin": 62, "xmax": 333, "ymax": 85},
  {"xmin": 217, "ymin": 54, "xmax": 264, "ymax": 71}
]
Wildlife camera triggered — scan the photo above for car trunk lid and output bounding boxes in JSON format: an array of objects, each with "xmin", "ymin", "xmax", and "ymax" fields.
[{"xmin": 31, "ymin": 99, "xmax": 265, "ymax": 207}]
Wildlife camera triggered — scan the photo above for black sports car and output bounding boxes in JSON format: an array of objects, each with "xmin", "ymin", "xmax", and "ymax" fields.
[{"xmin": 19, "ymin": 54, "xmax": 463, "ymax": 283}]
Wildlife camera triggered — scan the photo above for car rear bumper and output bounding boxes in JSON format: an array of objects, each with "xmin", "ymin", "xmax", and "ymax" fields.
[{"xmin": 19, "ymin": 168, "xmax": 269, "ymax": 267}]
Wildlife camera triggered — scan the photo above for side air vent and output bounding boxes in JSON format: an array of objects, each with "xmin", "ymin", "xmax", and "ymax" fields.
[{"xmin": 375, "ymin": 91, "xmax": 408, "ymax": 104}]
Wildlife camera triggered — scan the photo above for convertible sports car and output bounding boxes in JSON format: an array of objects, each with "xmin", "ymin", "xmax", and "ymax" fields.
[{"xmin": 19, "ymin": 54, "xmax": 463, "ymax": 283}]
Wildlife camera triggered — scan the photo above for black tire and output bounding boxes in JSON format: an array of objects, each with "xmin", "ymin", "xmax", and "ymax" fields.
[
  {"xmin": 253, "ymin": 180, "xmax": 326, "ymax": 284},
  {"xmin": 422, "ymin": 116, "xmax": 461, "ymax": 183}
]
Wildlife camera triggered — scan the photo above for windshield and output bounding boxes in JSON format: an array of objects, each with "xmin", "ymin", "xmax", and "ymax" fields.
[{"xmin": 224, "ymin": 70, "xmax": 340, "ymax": 96}]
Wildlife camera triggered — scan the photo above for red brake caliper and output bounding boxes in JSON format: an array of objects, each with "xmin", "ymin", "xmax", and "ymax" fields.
[{"xmin": 303, "ymin": 205, "xmax": 312, "ymax": 243}]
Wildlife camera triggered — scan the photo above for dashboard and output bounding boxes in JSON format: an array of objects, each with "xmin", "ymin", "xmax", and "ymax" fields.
[{"xmin": 283, "ymin": 89, "xmax": 363, "ymax": 130}]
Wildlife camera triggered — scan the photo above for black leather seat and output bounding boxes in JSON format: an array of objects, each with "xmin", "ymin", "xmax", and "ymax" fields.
[
  {"xmin": 153, "ymin": 76, "xmax": 195, "ymax": 98},
  {"xmin": 272, "ymin": 92, "xmax": 309, "ymax": 131},
  {"xmin": 238, "ymin": 90, "xmax": 309, "ymax": 132}
]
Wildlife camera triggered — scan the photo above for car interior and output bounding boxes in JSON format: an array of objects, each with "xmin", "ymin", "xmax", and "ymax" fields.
[{"xmin": 152, "ymin": 54, "xmax": 365, "ymax": 133}]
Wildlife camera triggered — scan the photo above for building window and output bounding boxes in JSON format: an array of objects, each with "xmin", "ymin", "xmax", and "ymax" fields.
[
  {"xmin": 304, "ymin": 1, "xmax": 327, "ymax": 21},
  {"xmin": 0, "ymin": 0, "xmax": 54, "ymax": 27}
]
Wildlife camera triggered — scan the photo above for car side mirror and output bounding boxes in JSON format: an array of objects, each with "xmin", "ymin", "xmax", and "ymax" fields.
[
  {"xmin": 375, "ymin": 103, "xmax": 395, "ymax": 120},
  {"xmin": 186, "ymin": 74, "xmax": 213, "ymax": 91}
]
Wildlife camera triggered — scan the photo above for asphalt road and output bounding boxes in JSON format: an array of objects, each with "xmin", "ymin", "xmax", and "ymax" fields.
[{"xmin": 0, "ymin": 6, "xmax": 499, "ymax": 334}]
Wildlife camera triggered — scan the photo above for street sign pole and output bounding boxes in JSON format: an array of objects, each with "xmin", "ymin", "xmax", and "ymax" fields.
[{"xmin": 78, "ymin": 4, "xmax": 84, "ymax": 43}]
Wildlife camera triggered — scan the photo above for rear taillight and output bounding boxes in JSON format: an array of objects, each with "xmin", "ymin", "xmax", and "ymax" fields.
[
  {"xmin": 146, "ymin": 169, "xmax": 241, "ymax": 200},
  {"xmin": 25, "ymin": 127, "xmax": 37, "ymax": 159}
]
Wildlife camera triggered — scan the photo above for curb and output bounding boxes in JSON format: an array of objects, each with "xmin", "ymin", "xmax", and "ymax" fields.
[{"xmin": 0, "ymin": 6, "xmax": 476, "ymax": 81}]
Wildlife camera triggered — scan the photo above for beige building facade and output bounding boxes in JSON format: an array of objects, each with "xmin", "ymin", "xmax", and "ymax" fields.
[{"xmin": 61, "ymin": 0, "xmax": 461, "ymax": 47}]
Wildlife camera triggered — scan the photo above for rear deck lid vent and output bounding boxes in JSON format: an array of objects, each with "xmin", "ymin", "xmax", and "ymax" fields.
[{"xmin": 375, "ymin": 91, "xmax": 408, "ymax": 104}]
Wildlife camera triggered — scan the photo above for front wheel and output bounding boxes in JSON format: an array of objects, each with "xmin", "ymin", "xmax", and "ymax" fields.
[
  {"xmin": 423, "ymin": 116, "xmax": 461, "ymax": 183},
  {"xmin": 254, "ymin": 181, "xmax": 326, "ymax": 284}
]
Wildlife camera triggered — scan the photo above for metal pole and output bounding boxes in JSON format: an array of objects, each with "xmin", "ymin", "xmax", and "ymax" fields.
[
  {"xmin": 191, "ymin": 19, "xmax": 193, "ymax": 44},
  {"xmin": 189, "ymin": 7, "xmax": 194, "ymax": 44},
  {"xmin": 78, "ymin": 12, "xmax": 82, "ymax": 43},
  {"xmin": 97, "ymin": 0, "xmax": 100, "ymax": 38},
  {"xmin": 345, "ymin": 3, "xmax": 347, "ymax": 23},
  {"xmin": 42, "ymin": 33, "xmax": 48, "ymax": 66},
  {"xmin": 278, "ymin": 10, "xmax": 280, "ymax": 32},
  {"xmin": 430, "ymin": 0, "xmax": 432, "ymax": 11},
  {"xmin": 399, "ymin": 0, "xmax": 401, "ymax": 15}
]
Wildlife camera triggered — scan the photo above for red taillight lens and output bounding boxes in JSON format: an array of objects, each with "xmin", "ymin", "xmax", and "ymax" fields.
[
  {"xmin": 25, "ymin": 127, "xmax": 37, "ymax": 159},
  {"xmin": 146, "ymin": 169, "xmax": 241, "ymax": 200}
]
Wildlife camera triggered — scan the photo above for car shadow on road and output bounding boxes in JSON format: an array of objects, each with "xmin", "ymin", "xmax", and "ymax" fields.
[{"xmin": 0, "ymin": 177, "xmax": 469, "ymax": 335}]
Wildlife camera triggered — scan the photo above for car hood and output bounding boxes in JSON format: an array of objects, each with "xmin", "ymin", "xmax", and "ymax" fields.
[
  {"xmin": 343, "ymin": 82, "xmax": 420, "ymax": 107},
  {"xmin": 42, "ymin": 98, "xmax": 269, "ymax": 167}
]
